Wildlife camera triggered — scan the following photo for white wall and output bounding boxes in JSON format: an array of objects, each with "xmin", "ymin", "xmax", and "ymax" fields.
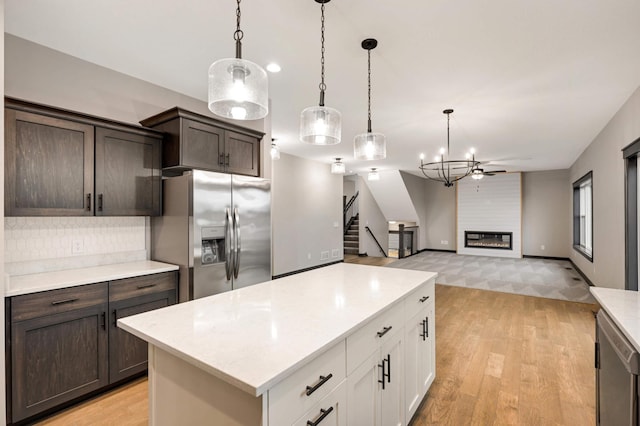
[
  {"xmin": 522, "ymin": 170, "xmax": 570, "ymax": 257},
  {"xmin": 457, "ymin": 173, "xmax": 522, "ymax": 258},
  {"xmin": 357, "ymin": 176, "xmax": 389, "ymax": 257},
  {"xmin": 272, "ymin": 153, "xmax": 342, "ymax": 275},
  {"xmin": 569, "ymin": 85, "xmax": 640, "ymax": 289},
  {"xmin": 400, "ymin": 172, "xmax": 428, "ymax": 250},
  {"xmin": 363, "ymin": 170, "xmax": 418, "ymax": 222}
]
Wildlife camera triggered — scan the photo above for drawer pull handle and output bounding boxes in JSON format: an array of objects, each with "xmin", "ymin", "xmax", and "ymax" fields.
[
  {"xmin": 419, "ymin": 296, "xmax": 430, "ymax": 303},
  {"xmin": 420, "ymin": 319, "xmax": 427, "ymax": 341},
  {"xmin": 51, "ymin": 298, "xmax": 78, "ymax": 306},
  {"xmin": 377, "ymin": 326, "xmax": 392, "ymax": 338},
  {"xmin": 305, "ymin": 373, "xmax": 333, "ymax": 396},
  {"xmin": 137, "ymin": 284, "xmax": 157, "ymax": 290},
  {"xmin": 306, "ymin": 406, "xmax": 334, "ymax": 426}
]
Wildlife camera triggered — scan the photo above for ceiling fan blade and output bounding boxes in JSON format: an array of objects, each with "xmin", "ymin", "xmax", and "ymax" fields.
[{"xmin": 483, "ymin": 170, "xmax": 507, "ymax": 176}]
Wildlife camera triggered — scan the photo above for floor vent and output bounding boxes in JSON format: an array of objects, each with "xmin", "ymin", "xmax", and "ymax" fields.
[{"xmin": 572, "ymin": 277, "xmax": 582, "ymax": 281}]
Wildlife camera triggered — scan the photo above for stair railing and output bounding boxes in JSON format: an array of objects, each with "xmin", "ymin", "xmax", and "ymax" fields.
[
  {"xmin": 343, "ymin": 191, "xmax": 359, "ymax": 229},
  {"xmin": 365, "ymin": 226, "xmax": 388, "ymax": 257}
]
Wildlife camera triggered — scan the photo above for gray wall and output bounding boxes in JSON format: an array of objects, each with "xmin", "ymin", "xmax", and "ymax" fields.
[
  {"xmin": 272, "ymin": 153, "xmax": 342, "ymax": 276},
  {"xmin": 569, "ymin": 85, "xmax": 640, "ymax": 289},
  {"xmin": 401, "ymin": 172, "xmax": 428, "ymax": 250},
  {"xmin": 522, "ymin": 170, "xmax": 570, "ymax": 257},
  {"xmin": 356, "ymin": 175, "xmax": 389, "ymax": 257},
  {"xmin": 5, "ymin": 34, "xmax": 271, "ymax": 178}
]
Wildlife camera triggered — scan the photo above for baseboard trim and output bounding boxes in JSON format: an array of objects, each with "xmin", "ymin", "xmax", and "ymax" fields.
[
  {"xmin": 358, "ymin": 252, "xmax": 368, "ymax": 257},
  {"xmin": 418, "ymin": 248, "xmax": 457, "ymax": 254},
  {"xmin": 522, "ymin": 254, "xmax": 570, "ymax": 261},
  {"xmin": 569, "ymin": 260, "xmax": 596, "ymax": 287},
  {"xmin": 272, "ymin": 260, "xmax": 343, "ymax": 280}
]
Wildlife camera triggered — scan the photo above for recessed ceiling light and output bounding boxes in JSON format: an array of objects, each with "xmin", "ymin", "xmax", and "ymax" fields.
[{"xmin": 266, "ymin": 63, "xmax": 281, "ymax": 73}]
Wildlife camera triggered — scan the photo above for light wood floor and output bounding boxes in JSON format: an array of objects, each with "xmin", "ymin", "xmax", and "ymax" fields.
[
  {"xmin": 36, "ymin": 261, "xmax": 598, "ymax": 426},
  {"xmin": 344, "ymin": 253, "xmax": 398, "ymax": 266}
]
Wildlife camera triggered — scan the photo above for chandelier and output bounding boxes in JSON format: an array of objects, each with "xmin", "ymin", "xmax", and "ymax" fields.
[{"xmin": 418, "ymin": 109, "xmax": 480, "ymax": 187}]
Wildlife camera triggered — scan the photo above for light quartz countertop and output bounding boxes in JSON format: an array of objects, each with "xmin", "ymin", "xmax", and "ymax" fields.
[
  {"xmin": 591, "ymin": 287, "xmax": 640, "ymax": 352},
  {"xmin": 118, "ymin": 263, "xmax": 437, "ymax": 396},
  {"xmin": 6, "ymin": 260, "xmax": 179, "ymax": 297}
]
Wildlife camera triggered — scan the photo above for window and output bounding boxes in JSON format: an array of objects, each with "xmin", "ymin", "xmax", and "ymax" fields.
[{"xmin": 573, "ymin": 171, "xmax": 593, "ymax": 261}]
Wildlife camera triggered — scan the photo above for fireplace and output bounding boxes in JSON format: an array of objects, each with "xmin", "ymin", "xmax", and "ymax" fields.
[{"xmin": 464, "ymin": 231, "xmax": 513, "ymax": 250}]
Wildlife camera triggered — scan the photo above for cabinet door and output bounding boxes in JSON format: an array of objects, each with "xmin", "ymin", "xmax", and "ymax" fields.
[
  {"xmin": 180, "ymin": 118, "xmax": 225, "ymax": 172},
  {"xmin": 5, "ymin": 109, "xmax": 94, "ymax": 216},
  {"xmin": 11, "ymin": 304, "xmax": 108, "ymax": 422},
  {"xmin": 109, "ymin": 289, "xmax": 176, "ymax": 383},
  {"xmin": 347, "ymin": 352, "xmax": 380, "ymax": 426},
  {"xmin": 404, "ymin": 307, "xmax": 425, "ymax": 421},
  {"xmin": 422, "ymin": 304, "xmax": 435, "ymax": 394},
  {"xmin": 380, "ymin": 332, "xmax": 405, "ymax": 426},
  {"xmin": 225, "ymin": 130, "xmax": 260, "ymax": 177},
  {"xmin": 95, "ymin": 127, "xmax": 162, "ymax": 216}
]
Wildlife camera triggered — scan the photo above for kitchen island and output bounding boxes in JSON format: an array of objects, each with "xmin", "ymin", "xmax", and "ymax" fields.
[{"xmin": 118, "ymin": 263, "xmax": 437, "ymax": 426}]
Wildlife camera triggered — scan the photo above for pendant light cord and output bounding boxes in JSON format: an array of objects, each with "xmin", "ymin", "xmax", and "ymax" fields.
[
  {"xmin": 319, "ymin": 2, "xmax": 326, "ymax": 106},
  {"xmin": 234, "ymin": 0, "xmax": 244, "ymax": 59},
  {"xmin": 367, "ymin": 48, "xmax": 372, "ymax": 133}
]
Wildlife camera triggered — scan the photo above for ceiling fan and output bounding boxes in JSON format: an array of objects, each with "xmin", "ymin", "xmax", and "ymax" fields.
[{"xmin": 470, "ymin": 166, "xmax": 507, "ymax": 179}]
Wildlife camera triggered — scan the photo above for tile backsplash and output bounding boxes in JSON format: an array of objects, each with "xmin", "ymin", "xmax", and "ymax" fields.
[{"xmin": 5, "ymin": 217, "xmax": 148, "ymax": 275}]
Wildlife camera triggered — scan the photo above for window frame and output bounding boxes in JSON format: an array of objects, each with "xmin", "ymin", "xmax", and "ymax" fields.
[{"xmin": 573, "ymin": 171, "xmax": 593, "ymax": 262}]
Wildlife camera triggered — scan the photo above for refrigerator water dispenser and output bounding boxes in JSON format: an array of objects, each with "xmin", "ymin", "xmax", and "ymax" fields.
[{"xmin": 201, "ymin": 226, "xmax": 225, "ymax": 265}]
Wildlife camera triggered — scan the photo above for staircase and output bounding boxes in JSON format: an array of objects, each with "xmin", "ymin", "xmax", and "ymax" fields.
[{"xmin": 344, "ymin": 214, "xmax": 359, "ymax": 255}]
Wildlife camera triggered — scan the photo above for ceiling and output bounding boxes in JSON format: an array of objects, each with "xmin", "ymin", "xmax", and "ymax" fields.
[{"xmin": 6, "ymin": 0, "xmax": 640, "ymax": 176}]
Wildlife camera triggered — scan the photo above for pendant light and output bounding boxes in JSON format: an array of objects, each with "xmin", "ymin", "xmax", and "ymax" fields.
[
  {"xmin": 354, "ymin": 38, "xmax": 386, "ymax": 160},
  {"xmin": 208, "ymin": 0, "xmax": 268, "ymax": 120},
  {"xmin": 270, "ymin": 139, "xmax": 280, "ymax": 160},
  {"xmin": 300, "ymin": 0, "xmax": 341, "ymax": 145},
  {"xmin": 331, "ymin": 158, "xmax": 345, "ymax": 174},
  {"xmin": 368, "ymin": 168, "xmax": 380, "ymax": 181}
]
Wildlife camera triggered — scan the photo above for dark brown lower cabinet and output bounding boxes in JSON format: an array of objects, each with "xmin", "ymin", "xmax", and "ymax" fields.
[
  {"xmin": 109, "ymin": 290, "xmax": 175, "ymax": 383},
  {"xmin": 6, "ymin": 271, "xmax": 177, "ymax": 424}
]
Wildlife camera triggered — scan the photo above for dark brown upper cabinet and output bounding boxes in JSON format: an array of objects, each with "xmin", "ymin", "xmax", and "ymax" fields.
[
  {"xmin": 5, "ymin": 108, "xmax": 95, "ymax": 216},
  {"xmin": 95, "ymin": 127, "xmax": 161, "ymax": 216},
  {"xmin": 140, "ymin": 107, "xmax": 264, "ymax": 177},
  {"xmin": 5, "ymin": 98, "xmax": 163, "ymax": 217}
]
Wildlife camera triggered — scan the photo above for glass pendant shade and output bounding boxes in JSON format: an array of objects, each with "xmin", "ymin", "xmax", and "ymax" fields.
[
  {"xmin": 331, "ymin": 159, "xmax": 345, "ymax": 174},
  {"xmin": 208, "ymin": 58, "xmax": 268, "ymax": 120},
  {"xmin": 300, "ymin": 106, "xmax": 342, "ymax": 145},
  {"xmin": 354, "ymin": 132, "xmax": 386, "ymax": 160},
  {"xmin": 270, "ymin": 143, "xmax": 280, "ymax": 160}
]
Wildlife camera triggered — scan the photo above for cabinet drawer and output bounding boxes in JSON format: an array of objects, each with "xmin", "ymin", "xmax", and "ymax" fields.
[
  {"xmin": 404, "ymin": 278, "xmax": 435, "ymax": 322},
  {"xmin": 109, "ymin": 271, "xmax": 176, "ymax": 302},
  {"xmin": 346, "ymin": 300, "xmax": 404, "ymax": 375},
  {"xmin": 269, "ymin": 341, "xmax": 346, "ymax": 425},
  {"xmin": 292, "ymin": 379, "xmax": 347, "ymax": 426},
  {"xmin": 11, "ymin": 282, "xmax": 108, "ymax": 322}
]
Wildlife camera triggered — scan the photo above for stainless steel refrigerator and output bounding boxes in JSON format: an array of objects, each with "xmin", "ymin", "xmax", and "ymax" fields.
[{"xmin": 151, "ymin": 170, "xmax": 271, "ymax": 302}]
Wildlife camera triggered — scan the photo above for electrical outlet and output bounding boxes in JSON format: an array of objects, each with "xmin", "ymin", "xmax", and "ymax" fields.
[
  {"xmin": 541, "ymin": 245, "xmax": 545, "ymax": 250},
  {"xmin": 332, "ymin": 249, "xmax": 339, "ymax": 258},
  {"xmin": 72, "ymin": 238, "xmax": 84, "ymax": 254},
  {"xmin": 307, "ymin": 253, "xmax": 311, "ymax": 260},
  {"xmin": 321, "ymin": 251, "xmax": 330, "ymax": 260},
  {"xmin": 441, "ymin": 240, "xmax": 448, "ymax": 245}
]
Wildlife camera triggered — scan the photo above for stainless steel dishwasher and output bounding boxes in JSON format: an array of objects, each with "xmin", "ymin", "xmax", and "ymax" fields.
[{"xmin": 596, "ymin": 309, "xmax": 640, "ymax": 425}]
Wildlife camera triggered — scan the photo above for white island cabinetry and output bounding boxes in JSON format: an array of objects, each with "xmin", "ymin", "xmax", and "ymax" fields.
[{"xmin": 119, "ymin": 264, "xmax": 437, "ymax": 426}]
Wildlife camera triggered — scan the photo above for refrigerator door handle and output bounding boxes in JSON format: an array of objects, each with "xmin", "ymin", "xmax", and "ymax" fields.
[
  {"xmin": 225, "ymin": 208, "xmax": 233, "ymax": 281},
  {"xmin": 233, "ymin": 208, "xmax": 241, "ymax": 279}
]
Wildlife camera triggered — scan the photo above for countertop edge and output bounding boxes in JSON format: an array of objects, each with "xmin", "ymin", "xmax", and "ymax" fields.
[
  {"xmin": 6, "ymin": 261, "xmax": 179, "ymax": 297},
  {"xmin": 591, "ymin": 287, "xmax": 640, "ymax": 352}
]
